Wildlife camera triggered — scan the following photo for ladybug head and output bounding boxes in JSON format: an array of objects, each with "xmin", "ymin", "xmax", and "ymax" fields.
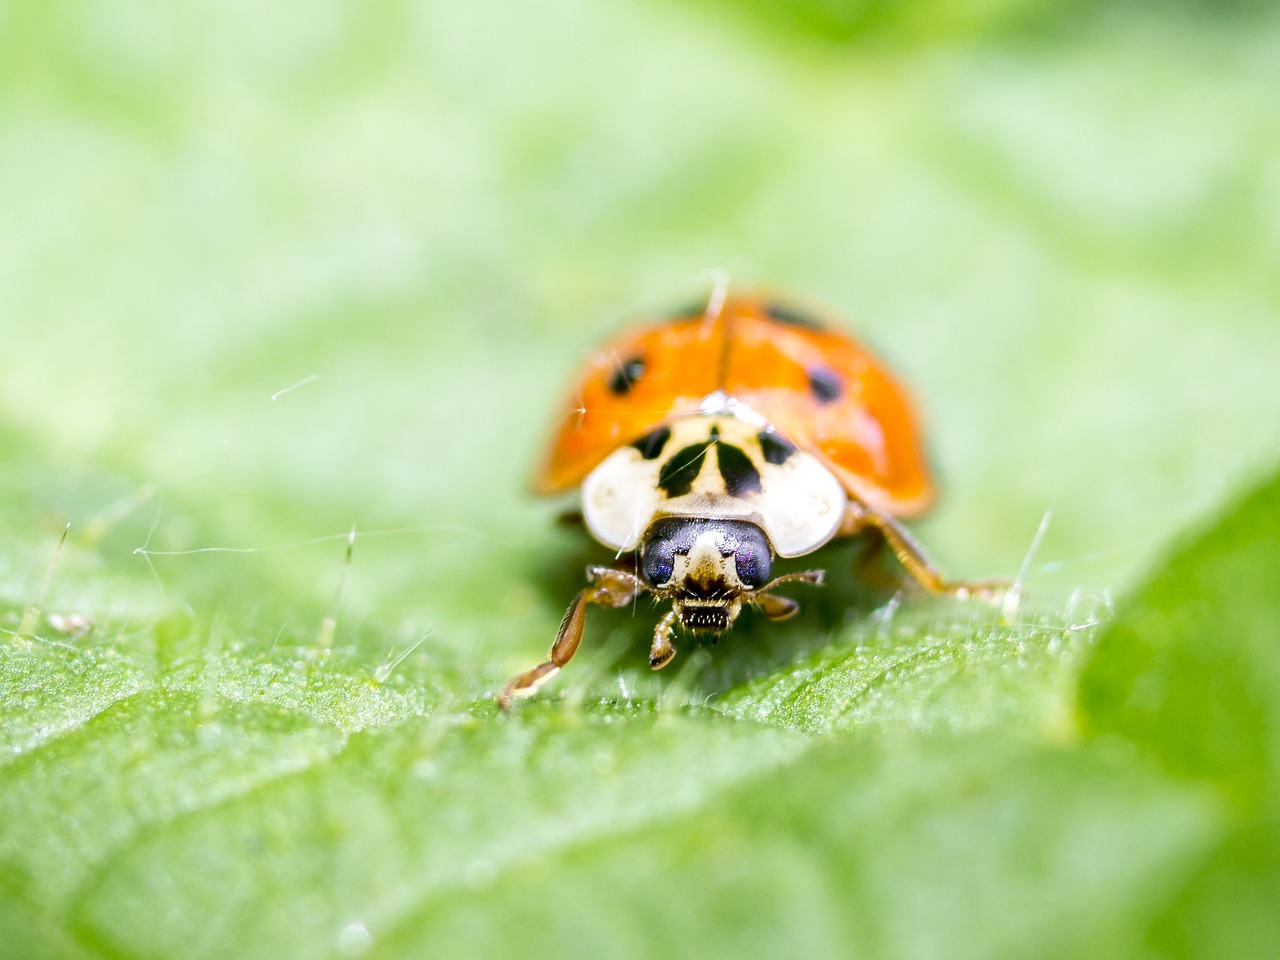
[{"xmin": 639, "ymin": 517, "xmax": 776, "ymax": 633}]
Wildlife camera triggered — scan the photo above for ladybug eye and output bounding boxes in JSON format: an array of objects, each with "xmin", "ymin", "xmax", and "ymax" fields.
[
  {"xmin": 733, "ymin": 542, "xmax": 772, "ymax": 590},
  {"xmin": 641, "ymin": 538, "xmax": 676, "ymax": 586}
]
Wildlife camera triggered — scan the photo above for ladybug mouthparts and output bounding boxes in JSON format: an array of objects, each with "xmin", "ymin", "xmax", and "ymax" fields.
[{"xmin": 675, "ymin": 602, "xmax": 735, "ymax": 633}]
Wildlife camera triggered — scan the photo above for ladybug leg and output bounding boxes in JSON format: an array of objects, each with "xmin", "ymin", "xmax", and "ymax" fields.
[
  {"xmin": 841, "ymin": 503, "xmax": 1008, "ymax": 606},
  {"xmin": 751, "ymin": 570, "xmax": 825, "ymax": 621},
  {"xmin": 499, "ymin": 566, "xmax": 648, "ymax": 709},
  {"xmin": 649, "ymin": 609, "xmax": 678, "ymax": 669},
  {"xmin": 753, "ymin": 593, "xmax": 799, "ymax": 621},
  {"xmin": 847, "ymin": 527, "xmax": 909, "ymax": 594}
]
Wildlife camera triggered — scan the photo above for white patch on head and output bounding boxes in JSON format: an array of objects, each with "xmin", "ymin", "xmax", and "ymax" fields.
[{"xmin": 671, "ymin": 532, "xmax": 745, "ymax": 590}]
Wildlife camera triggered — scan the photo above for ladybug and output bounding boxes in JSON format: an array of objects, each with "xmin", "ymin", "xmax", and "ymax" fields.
[{"xmin": 500, "ymin": 289, "xmax": 1009, "ymax": 708}]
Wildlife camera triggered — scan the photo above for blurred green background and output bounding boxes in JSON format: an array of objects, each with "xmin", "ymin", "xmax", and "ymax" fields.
[{"xmin": 1, "ymin": 1, "xmax": 1279, "ymax": 958}]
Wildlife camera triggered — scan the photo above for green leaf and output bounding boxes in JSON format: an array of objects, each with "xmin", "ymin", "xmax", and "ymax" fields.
[
  {"xmin": 73, "ymin": 733, "xmax": 1218, "ymax": 960},
  {"xmin": 712, "ymin": 605, "xmax": 1096, "ymax": 736},
  {"xmin": 1079, "ymin": 471, "xmax": 1280, "ymax": 957},
  {"xmin": 1079, "ymin": 471, "xmax": 1280, "ymax": 809}
]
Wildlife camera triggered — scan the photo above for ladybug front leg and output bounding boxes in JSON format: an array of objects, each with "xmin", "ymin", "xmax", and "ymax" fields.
[
  {"xmin": 750, "ymin": 570, "xmax": 824, "ymax": 621},
  {"xmin": 499, "ymin": 566, "xmax": 648, "ymax": 709},
  {"xmin": 649, "ymin": 609, "xmax": 678, "ymax": 670},
  {"xmin": 841, "ymin": 502, "xmax": 1011, "ymax": 607}
]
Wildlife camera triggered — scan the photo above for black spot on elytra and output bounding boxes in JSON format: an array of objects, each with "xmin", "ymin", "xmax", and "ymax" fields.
[
  {"xmin": 765, "ymin": 302, "xmax": 825, "ymax": 330},
  {"xmin": 807, "ymin": 366, "xmax": 844, "ymax": 404},
  {"xmin": 757, "ymin": 430, "xmax": 797, "ymax": 465},
  {"xmin": 631, "ymin": 425, "xmax": 672, "ymax": 461},
  {"xmin": 657, "ymin": 426, "xmax": 719, "ymax": 497},
  {"xmin": 608, "ymin": 356, "xmax": 646, "ymax": 396},
  {"xmin": 716, "ymin": 442, "xmax": 762, "ymax": 498}
]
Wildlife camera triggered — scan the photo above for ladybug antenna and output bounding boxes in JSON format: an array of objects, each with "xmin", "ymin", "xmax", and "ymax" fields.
[
  {"xmin": 700, "ymin": 270, "xmax": 730, "ymax": 332},
  {"xmin": 698, "ymin": 270, "xmax": 733, "ymax": 389}
]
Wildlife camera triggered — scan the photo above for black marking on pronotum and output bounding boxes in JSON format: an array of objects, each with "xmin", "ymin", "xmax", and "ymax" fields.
[
  {"xmin": 716, "ymin": 442, "xmax": 762, "ymax": 498},
  {"xmin": 657, "ymin": 426, "xmax": 719, "ymax": 497},
  {"xmin": 757, "ymin": 430, "xmax": 797, "ymax": 465},
  {"xmin": 765, "ymin": 301, "xmax": 825, "ymax": 330},
  {"xmin": 608, "ymin": 356, "xmax": 646, "ymax": 396},
  {"xmin": 630, "ymin": 425, "xmax": 672, "ymax": 461},
  {"xmin": 807, "ymin": 366, "xmax": 844, "ymax": 404}
]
